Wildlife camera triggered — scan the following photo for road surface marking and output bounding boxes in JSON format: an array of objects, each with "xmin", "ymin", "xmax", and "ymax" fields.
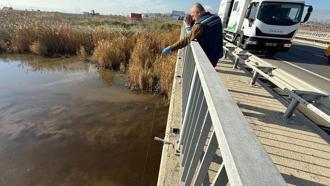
[{"xmin": 274, "ymin": 57, "xmax": 330, "ymax": 82}]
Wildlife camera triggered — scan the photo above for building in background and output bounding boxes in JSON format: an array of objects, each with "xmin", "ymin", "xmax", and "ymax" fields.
[
  {"xmin": 171, "ymin": 10, "xmax": 185, "ymax": 20},
  {"xmin": 83, "ymin": 10, "xmax": 100, "ymax": 16},
  {"xmin": 2, "ymin": 7, "xmax": 13, "ymax": 11},
  {"xmin": 142, "ymin": 13, "xmax": 171, "ymax": 19},
  {"xmin": 131, "ymin": 13, "xmax": 142, "ymax": 21}
]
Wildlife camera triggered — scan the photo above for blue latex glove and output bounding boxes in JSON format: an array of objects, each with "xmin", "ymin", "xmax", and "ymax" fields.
[
  {"xmin": 185, "ymin": 26, "xmax": 192, "ymax": 32},
  {"xmin": 162, "ymin": 47, "xmax": 171, "ymax": 56}
]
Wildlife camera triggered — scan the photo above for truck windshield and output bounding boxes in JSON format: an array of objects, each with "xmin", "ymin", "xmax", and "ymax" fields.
[{"xmin": 258, "ymin": 2, "xmax": 304, "ymax": 26}]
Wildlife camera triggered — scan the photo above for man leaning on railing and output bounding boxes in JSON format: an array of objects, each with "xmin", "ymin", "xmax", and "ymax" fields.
[{"xmin": 162, "ymin": 3, "xmax": 223, "ymax": 67}]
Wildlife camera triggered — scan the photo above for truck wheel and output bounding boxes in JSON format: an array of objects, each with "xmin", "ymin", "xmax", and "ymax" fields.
[{"xmin": 235, "ymin": 36, "xmax": 241, "ymax": 48}]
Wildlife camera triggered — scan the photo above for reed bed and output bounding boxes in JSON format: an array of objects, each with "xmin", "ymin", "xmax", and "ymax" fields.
[
  {"xmin": 10, "ymin": 22, "xmax": 94, "ymax": 55},
  {"xmin": 127, "ymin": 29, "xmax": 179, "ymax": 97},
  {"xmin": 0, "ymin": 10, "xmax": 181, "ymax": 98},
  {"xmin": 0, "ymin": 40, "xmax": 8, "ymax": 53}
]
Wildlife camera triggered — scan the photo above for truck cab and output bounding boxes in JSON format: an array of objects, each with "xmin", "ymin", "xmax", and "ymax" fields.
[{"xmin": 219, "ymin": 0, "xmax": 313, "ymax": 54}]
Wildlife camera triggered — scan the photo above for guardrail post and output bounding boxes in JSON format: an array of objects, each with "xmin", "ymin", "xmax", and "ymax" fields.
[
  {"xmin": 224, "ymin": 49, "xmax": 228, "ymax": 59},
  {"xmin": 284, "ymin": 98, "xmax": 299, "ymax": 118},
  {"xmin": 250, "ymin": 70, "xmax": 259, "ymax": 85},
  {"xmin": 233, "ymin": 56, "xmax": 239, "ymax": 69}
]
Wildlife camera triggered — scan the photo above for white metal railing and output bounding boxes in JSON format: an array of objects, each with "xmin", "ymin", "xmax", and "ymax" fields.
[{"xmin": 178, "ymin": 25, "xmax": 286, "ymax": 186}]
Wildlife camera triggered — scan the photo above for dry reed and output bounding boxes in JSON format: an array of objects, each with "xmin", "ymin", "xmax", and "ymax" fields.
[
  {"xmin": 10, "ymin": 23, "xmax": 94, "ymax": 56},
  {"xmin": 127, "ymin": 29, "xmax": 180, "ymax": 94},
  {"xmin": 92, "ymin": 32, "xmax": 135, "ymax": 69},
  {"xmin": 30, "ymin": 41, "xmax": 47, "ymax": 55},
  {"xmin": 1, "ymin": 10, "xmax": 181, "ymax": 97},
  {"xmin": 78, "ymin": 46, "xmax": 89, "ymax": 61},
  {"xmin": 0, "ymin": 40, "xmax": 8, "ymax": 52},
  {"xmin": 154, "ymin": 55, "xmax": 177, "ymax": 98}
]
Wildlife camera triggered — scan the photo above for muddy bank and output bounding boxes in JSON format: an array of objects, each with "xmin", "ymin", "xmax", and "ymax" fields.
[{"xmin": 0, "ymin": 54, "xmax": 168, "ymax": 186}]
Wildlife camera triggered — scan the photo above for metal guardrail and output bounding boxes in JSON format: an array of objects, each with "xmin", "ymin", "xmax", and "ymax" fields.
[
  {"xmin": 223, "ymin": 42, "xmax": 330, "ymax": 127},
  {"xmin": 177, "ymin": 25, "xmax": 286, "ymax": 186},
  {"xmin": 296, "ymin": 30, "xmax": 330, "ymax": 46}
]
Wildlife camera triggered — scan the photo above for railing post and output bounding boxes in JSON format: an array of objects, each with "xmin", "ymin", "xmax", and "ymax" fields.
[
  {"xmin": 211, "ymin": 163, "xmax": 228, "ymax": 186},
  {"xmin": 181, "ymin": 97, "xmax": 206, "ymax": 180},
  {"xmin": 182, "ymin": 81, "xmax": 202, "ymax": 157},
  {"xmin": 183, "ymin": 110, "xmax": 211, "ymax": 186},
  {"xmin": 182, "ymin": 47, "xmax": 195, "ymax": 117},
  {"xmin": 193, "ymin": 131, "xmax": 218, "ymax": 186},
  {"xmin": 177, "ymin": 67, "xmax": 197, "ymax": 151}
]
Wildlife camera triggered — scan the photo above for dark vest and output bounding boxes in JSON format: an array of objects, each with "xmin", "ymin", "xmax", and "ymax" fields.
[{"xmin": 195, "ymin": 12, "xmax": 223, "ymax": 65}]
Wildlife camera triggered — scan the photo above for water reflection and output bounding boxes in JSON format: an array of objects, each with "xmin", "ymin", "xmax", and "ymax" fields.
[
  {"xmin": 0, "ymin": 55, "xmax": 167, "ymax": 186},
  {"xmin": 0, "ymin": 54, "xmax": 91, "ymax": 72}
]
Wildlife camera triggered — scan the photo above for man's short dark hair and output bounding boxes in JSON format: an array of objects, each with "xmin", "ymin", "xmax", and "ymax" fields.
[{"xmin": 193, "ymin": 3, "xmax": 205, "ymax": 13}]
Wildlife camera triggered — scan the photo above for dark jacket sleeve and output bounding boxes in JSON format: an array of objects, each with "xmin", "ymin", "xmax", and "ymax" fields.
[{"xmin": 169, "ymin": 24, "xmax": 203, "ymax": 51}]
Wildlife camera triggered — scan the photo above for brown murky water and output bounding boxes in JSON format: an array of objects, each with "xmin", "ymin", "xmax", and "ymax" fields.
[{"xmin": 0, "ymin": 55, "xmax": 168, "ymax": 186}]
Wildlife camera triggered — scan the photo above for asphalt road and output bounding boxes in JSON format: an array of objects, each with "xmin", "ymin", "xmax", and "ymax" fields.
[{"xmin": 260, "ymin": 41, "xmax": 330, "ymax": 93}]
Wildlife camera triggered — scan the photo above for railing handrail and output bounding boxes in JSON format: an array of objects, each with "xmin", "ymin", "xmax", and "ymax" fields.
[{"xmin": 179, "ymin": 25, "xmax": 286, "ymax": 185}]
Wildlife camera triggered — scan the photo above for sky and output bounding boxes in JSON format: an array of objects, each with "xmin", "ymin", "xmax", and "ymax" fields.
[{"xmin": 0, "ymin": 0, "xmax": 329, "ymax": 20}]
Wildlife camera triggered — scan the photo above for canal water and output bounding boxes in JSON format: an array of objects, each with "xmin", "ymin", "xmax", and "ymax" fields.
[{"xmin": 0, "ymin": 55, "xmax": 168, "ymax": 186}]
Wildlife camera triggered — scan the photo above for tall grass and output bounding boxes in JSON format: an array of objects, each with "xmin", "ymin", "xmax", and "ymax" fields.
[
  {"xmin": 0, "ymin": 40, "xmax": 8, "ymax": 53},
  {"xmin": 11, "ymin": 23, "xmax": 93, "ymax": 56},
  {"xmin": 128, "ymin": 32, "xmax": 160, "ymax": 91},
  {"xmin": 127, "ymin": 29, "xmax": 179, "ymax": 95},
  {"xmin": 92, "ymin": 31, "xmax": 135, "ymax": 69},
  {"xmin": 154, "ymin": 55, "xmax": 177, "ymax": 98},
  {"xmin": 29, "ymin": 41, "xmax": 47, "ymax": 55},
  {"xmin": 1, "ymin": 10, "xmax": 181, "ymax": 98},
  {"xmin": 78, "ymin": 46, "xmax": 89, "ymax": 61}
]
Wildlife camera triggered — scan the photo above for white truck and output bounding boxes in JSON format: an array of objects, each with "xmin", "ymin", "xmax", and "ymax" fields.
[{"xmin": 218, "ymin": 0, "xmax": 313, "ymax": 55}]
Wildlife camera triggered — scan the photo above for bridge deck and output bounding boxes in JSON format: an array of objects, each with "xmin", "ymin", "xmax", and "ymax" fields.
[
  {"xmin": 157, "ymin": 51, "xmax": 330, "ymax": 185},
  {"xmin": 216, "ymin": 59, "xmax": 330, "ymax": 185}
]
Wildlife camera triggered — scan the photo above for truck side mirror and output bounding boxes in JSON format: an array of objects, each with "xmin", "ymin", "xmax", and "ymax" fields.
[
  {"xmin": 244, "ymin": 5, "xmax": 252, "ymax": 19},
  {"xmin": 303, "ymin": 6, "xmax": 313, "ymax": 23}
]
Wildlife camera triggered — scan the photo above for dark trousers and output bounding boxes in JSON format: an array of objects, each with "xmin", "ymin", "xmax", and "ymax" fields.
[{"xmin": 211, "ymin": 59, "xmax": 219, "ymax": 67}]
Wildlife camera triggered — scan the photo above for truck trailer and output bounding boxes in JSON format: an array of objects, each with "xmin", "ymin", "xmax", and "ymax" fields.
[{"xmin": 218, "ymin": 0, "xmax": 313, "ymax": 55}]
